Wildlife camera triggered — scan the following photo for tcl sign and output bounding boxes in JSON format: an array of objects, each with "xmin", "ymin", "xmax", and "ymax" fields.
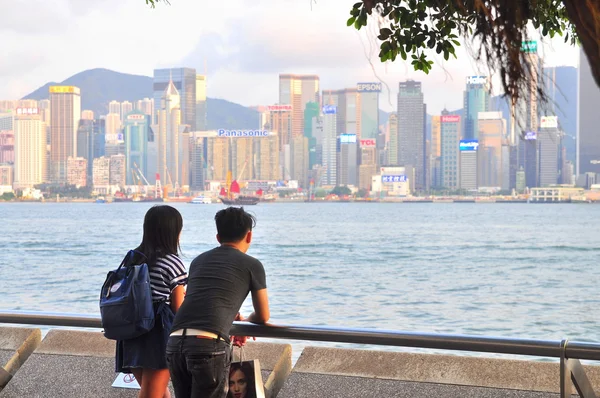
[
  {"xmin": 360, "ymin": 139, "xmax": 376, "ymax": 147},
  {"xmin": 441, "ymin": 115, "xmax": 460, "ymax": 123}
]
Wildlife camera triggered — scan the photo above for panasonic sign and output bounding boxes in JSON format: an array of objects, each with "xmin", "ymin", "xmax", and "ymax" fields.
[{"xmin": 217, "ymin": 129, "xmax": 269, "ymax": 137}]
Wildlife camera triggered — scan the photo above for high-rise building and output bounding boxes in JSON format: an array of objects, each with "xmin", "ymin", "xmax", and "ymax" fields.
[
  {"xmin": 337, "ymin": 134, "xmax": 358, "ymax": 186},
  {"xmin": 67, "ymin": 156, "xmax": 86, "ymax": 187},
  {"xmin": 538, "ymin": 116, "xmax": 560, "ymax": 187},
  {"xmin": 123, "ymin": 111, "xmax": 150, "ymax": 185},
  {"xmin": 322, "ymin": 105, "xmax": 337, "ymax": 186},
  {"xmin": 136, "ymin": 98, "xmax": 154, "ymax": 117},
  {"xmin": 0, "ymin": 130, "xmax": 14, "ymax": 164},
  {"xmin": 108, "ymin": 100, "xmax": 121, "ymax": 116},
  {"xmin": 109, "ymin": 154, "xmax": 126, "ymax": 187},
  {"xmin": 519, "ymin": 132, "xmax": 539, "ymax": 188},
  {"xmin": 232, "ymin": 138, "xmax": 254, "ymax": 182},
  {"xmin": 440, "ymin": 113, "xmax": 461, "ymax": 189},
  {"xmin": 577, "ymin": 47, "xmax": 600, "ymax": 176},
  {"xmin": 0, "ymin": 164, "xmax": 13, "ymax": 186},
  {"xmin": 459, "ymin": 139, "xmax": 478, "ymax": 190},
  {"xmin": 50, "ymin": 86, "xmax": 81, "ymax": 183},
  {"xmin": 397, "ymin": 80, "xmax": 426, "ymax": 190},
  {"xmin": 430, "ymin": 115, "xmax": 441, "ymax": 187},
  {"xmin": 515, "ymin": 40, "xmax": 541, "ymax": 144},
  {"xmin": 153, "ymin": 68, "xmax": 196, "ymax": 129},
  {"xmin": 357, "ymin": 82, "xmax": 381, "ymax": 140},
  {"xmin": 0, "ymin": 111, "xmax": 13, "ymax": 131},
  {"xmin": 81, "ymin": 110, "xmax": 94, "ymax": 120},
  {"xmin": 105, "ymin": 113, "xmax": 121, "ymax": 138},
  {"xmin": 322, "ymin": 88, "xmax": 359, "ymax": 136},
  {"xmin": 190, "ymin": 133, "xmax": 205, "ymax": 190},
  {"xmin": 77, "ymin": 119, "xmax": 95, "ymax": 181},
  {"xmin": 291, "ymin": 135, "xmax": 309, "ymax": 187},
  {"xmin": 120, "ymin": 101, "xmax": 133, "ymax": 121},
  {"xmin": 279, "ymin": 74, "xmax": 320, "ymax": 139},
  {"xmin": 207, "ymin": 136, "xmax": 230, "ymax": 181},
  {"xmin": 267, "ymin": 105, "xmax": 292, "ymax": 179},
  {"xmin": 157, "ymin": 79, "xmax": 182, "ymax": 186},
  {"xmin": 478, "ymin": 112, "xmax": 506, "ymax": 187},
  {"xmin": 463, "ymin": 76, "xmax": 491, "ymax": 140},
  {"xmin": 93, "ymin": 119, "xmax": 106, "ymax": 159},
  {"xmin": 93, "ymin": 156, "xmax": 110, "ymax": 187},
  {"xmin": 387, "ymin": 113, "xmax": 399, "ymax": 165},
  {"xmin": 14, "ymin": 107, "xmax": 45, "ymax": 188},
  {"xmin": 544, "ymin": 66, "xmax": 577, "ymax": 163},
  {"xmin": 255, "ymin": 132, "xmax": 280, "ymax": 181},
  {"xmin": 195, "ymin": 75, "xmax": 207, "ymax": 131},
  {"xmin": 304, "ymin": 102, "xmax": 320, "ymax": 170}
]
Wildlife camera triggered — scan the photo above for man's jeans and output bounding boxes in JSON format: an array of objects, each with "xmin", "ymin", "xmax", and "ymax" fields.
[{"xmin": 166, "ymin": 335, "xmax": 232, "ymax": 398}]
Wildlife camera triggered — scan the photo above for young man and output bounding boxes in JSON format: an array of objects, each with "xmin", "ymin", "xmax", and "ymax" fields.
[{"xmin": 166, "ymin": 207, "xmax": 270, "ymax": 398}]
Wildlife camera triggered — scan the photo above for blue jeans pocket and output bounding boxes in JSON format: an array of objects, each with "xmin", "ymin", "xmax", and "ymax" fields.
[{"xmin": 187, "ymin": 351, "xmax": 227, "ymax": 389}]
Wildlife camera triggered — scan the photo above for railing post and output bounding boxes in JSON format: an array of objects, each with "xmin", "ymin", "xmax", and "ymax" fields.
[{"xmin": 561, "ymin": 339, "xmax": 572, "ymax": 398}]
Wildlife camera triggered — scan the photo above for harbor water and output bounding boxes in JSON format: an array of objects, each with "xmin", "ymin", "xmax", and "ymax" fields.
[{"xmin": 1, "ymin": 202, "xmax": 599, "ymax": 360}]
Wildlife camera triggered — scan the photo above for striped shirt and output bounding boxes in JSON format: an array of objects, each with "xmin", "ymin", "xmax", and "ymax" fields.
[{"xmin": 149, "ymin": 254, "xmax": 188, "ymax": 302}]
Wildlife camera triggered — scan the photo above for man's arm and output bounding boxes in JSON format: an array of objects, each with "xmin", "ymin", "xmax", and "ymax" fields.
[{"xmin": 245, "ymin": 288, "xmax": 270, "ymax": 324}]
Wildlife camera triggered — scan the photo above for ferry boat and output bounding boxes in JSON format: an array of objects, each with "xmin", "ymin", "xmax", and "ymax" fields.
[
  {"xmin": 95, "ymin": 197, "xmax": 107, "ymax": 204},
  {"xmin": 189, "ymin": 196, "xmax": 212, "ymax": 204}
]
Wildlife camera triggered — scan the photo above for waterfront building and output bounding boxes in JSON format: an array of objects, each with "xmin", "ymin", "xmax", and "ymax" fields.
[
  {"xmin": 14, "ymin": 108, "xmax": 45, "ymax": 188},
  {"xmin": 0, "ymin": 130, "xmax": 14, "ymax": 164},
  {"xmin": 255, "ymin": 132, "xmax": 279, "ymax": 181},
  {"xmin": 0, "ymin": 164, "xmax": 13, "ymax": 186},
  {"xmin": 397, "ymin": 80, "xmax": 426, "ymax": 190},
  {"xmin": 538, "ymin": 116, "xmax": 560, "ymax": 187},
  {"xmin": 93, "ymin": 156, "xmax": 110, "ymax": 187},
  {"xmin": 156, "ymin": 79, "xmax": 182, "ymax": 186},
  {"xmin": 337, "ymin": 134, "xmax": 358, "ymax": 187},
  {"xmin": 279, "ymin": 74, "xmax": 320, "ymax": 140},
  {"xmin": 459, "ymin": 139, "xmax": 478, "ymax": 191},
  {"xmin": 478, "ymin": 112, "xmax": 505, "ymax": 188},
  {"xmin": 109, "ymin": 154, "xmax": 126, "ymax": 187},
  {"xmin": 440, "ymin": 113, "xmax": 461, "ymax": 189},
  {"xmin": 430, "ymin": 115, "xmax": 441, "ymax": 188},
  {"xmin": 322, "ymin": 105, "xmax": 337, "ymax": 185},
  {"xmin": 123, "ymin": 111, "xmax": 150, "ymax": 185},
  {"xmin": 50, "ymin": 86, "xmax": 81, "ymax": 183},
  {"xmin": 387, "ymin": 113, "xmax": 399, "ymax": 165},
  {"xmin": 66, "ymin": 156, "xmax": 87, "ymax": 187},
  {"xmin": 463, "ymin": 76, "xmax": 491, "ymax": 140}
]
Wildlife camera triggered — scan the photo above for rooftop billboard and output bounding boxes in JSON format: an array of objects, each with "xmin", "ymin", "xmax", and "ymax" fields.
[
  {"xmin": 357, "ymin": 82, "xmax": 382, "ymax": 92},
  {"xmin": 217, "ymin": 129, "xmax": 269, "ymax": 137},
  {"xmin": 459, "ymin": 139, "xmax": 479, "ymax": 151},
  {"xmin": 340, "ymin": 134, "xmax": 357, "ymax": 144}
]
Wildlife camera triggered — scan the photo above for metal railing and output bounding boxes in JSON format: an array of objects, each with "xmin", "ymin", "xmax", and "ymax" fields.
[{"xmin": 0, "ymin": 310, "xmax": 597, "ymax": 398}]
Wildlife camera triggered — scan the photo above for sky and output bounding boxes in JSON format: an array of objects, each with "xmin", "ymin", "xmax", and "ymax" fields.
[{"xmin": 0, "ymin": 0, "xmax": 580, "ymax": 114}]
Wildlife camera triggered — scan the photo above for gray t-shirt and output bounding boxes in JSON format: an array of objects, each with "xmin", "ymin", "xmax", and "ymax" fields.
[{"xmin": 171, "ymin": 245, "xmax": 267, "ymax": 339}]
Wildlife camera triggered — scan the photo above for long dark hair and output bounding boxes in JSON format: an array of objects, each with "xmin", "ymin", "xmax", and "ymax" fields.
[
  {"xmin": 227, "ymin": 362, "xmax": 257, "ymax": 398},
  {"xmin": 133, "ymin": 205, "xmax": 182, "ymax": 265}
]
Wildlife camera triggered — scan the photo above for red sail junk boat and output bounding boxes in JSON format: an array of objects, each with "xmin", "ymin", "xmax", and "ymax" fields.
[{"xmin": 219, "ymin": 171, "xmax": 259, "ymax": 205}]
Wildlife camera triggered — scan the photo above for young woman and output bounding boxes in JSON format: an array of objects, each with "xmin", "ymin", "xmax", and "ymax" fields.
[
  {"xmin": 116, "ymin": 205, "xmax": 187, "ymax": 398},
  {"xmin": 227, "ymin": 362, "xmax": 257, "ymax": 398}
]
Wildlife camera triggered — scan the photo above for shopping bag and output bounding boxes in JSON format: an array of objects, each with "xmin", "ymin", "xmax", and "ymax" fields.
[
  {"xmin": 227, "ymin": 347, "xmax": 265, "ymax": 398},
  {"xmin": 111, "ymin": 372, "xmax": 141, "ymax": 389}
]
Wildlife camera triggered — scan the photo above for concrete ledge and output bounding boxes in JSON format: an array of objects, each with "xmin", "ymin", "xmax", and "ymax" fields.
[
  {"xmin": 231, "ymin": 341, "xmax": 292, "ymax": 398},
  {"xmin": 280, "ymin": 346, "xmax": 600, "ymax": 396},
  {"xmin": 0, "ymin": 330, "xmax": 142, "ymax": 397},
  {"xmin": 0, "ymin": 327, "xmax": 41, "ymax": 391}
]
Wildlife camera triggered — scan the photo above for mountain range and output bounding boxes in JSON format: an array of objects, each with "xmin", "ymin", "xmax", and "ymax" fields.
[{"xmin": 22, "ymin": 68, "xmax": 260, "ymax": 130}]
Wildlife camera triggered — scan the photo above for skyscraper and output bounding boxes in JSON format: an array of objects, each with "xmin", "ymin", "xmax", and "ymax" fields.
[
  {"xmin": 153, "ymin": 68, "xmax": 196, "ymax": 129},
  {"xmin": 322, "ymin": 88, "xmax": 358, "ymax": 135},
  {"xmin": 76, "ymin": 119, "xmax": 95, "ymax": 181},
  {"xmin": 207, "ymin": 136, "xmax": 230, "ymax": 181},
  {"xmin": 387, "ymin": 113, "xmax": 399, "ymax": 165},
  {"xmin": 430, "ymin": 115, "xmax": 441, "ymax": 187},
  {"xmin": 81, "ymin": 110, "xmax": 94, "ymax": 120},
  {"xmin": 478, "ymin": 112, "xmax": 505, "ymax": 187},
  {"xmin": 157, "ymin": 79, "xmax": 182, "ymax": 186},
  {"xmin": 50, "ymin": 86, "xmax": 81, "ymax": 183},
  {"xmin": 279, "ymin": 74, "xmax": 320, "ymax": 139},
  {"xmin": 397, "ymin": 81, "xmax": 426, "ymax": 190},
  {"xmin": 459, "ymin": 139, "xmax": 478, "ymax": 190},
  {"xmin": 322, "ymin": 105, "xmax": 337, "ymax": 185},
  {"xmin": 357, "ymin": 83, "xmax": 381, "ymax": 140},
  {"xmin": 304, "ymin": 101, "xmax": 320, "ymax": 170},
  {"xmin": 515, "ymin": 41, "xmax": 541, "ymax": 142},
  {"xmin": 337, "ymin": 134, "xmax": 358, "ymax": 186},
  {"xmin": 195, "ymin": 75, "xmax": 207, "ymax": 131},
  {"xmin": 538, "ymin": 116, "xmax": 560, "ymax": 187},
  {"xmin": 267, "ymin": 105, "xmax": 292, "ymax": 179},
  {"xmin": 120, "ymin": 101, "xmax": 133, "ymax": 121},
  {"xmin": 440, "ymin": 113, "xmax": 461, "ymax": 189},
  {"xmin": 255, "ymin": 132, "xmax": 280, "ymax": 181},
  {"xmin": 123, "ymin": 111, "xmax": 150, "ymax": 185},
  {"xmin": 544, "ymin": 66, "xmax": 577, "ymax": 163},
  {"xmin": 577, "ymin": 47, "xmax": 600, "ymax": 176},
  {"xmin": 291, "ymin": 135, "xmax": 309, "ymax": 187},
  {"xmin": 109, "ymin": 101, "xmax": 121, "ymax": 116},
  {"xmin": 463, "ymin": 76, "xmax": 490, "ymax": 140},
  {"xmin": 14, "ymin": 107, "xmax": 45, "ymax": 188},
  {"xmin": 136, "ymin": 98, "xmax": 154, "ymax": 117},
  {"xmin": 67, "ymin": 156, "xmax": 86, "ymax": 187}
]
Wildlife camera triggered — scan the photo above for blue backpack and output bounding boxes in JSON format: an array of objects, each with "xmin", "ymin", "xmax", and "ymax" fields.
[{"xmin": 100, "ymin": 250, "xmax": 155, "ymax": 340}]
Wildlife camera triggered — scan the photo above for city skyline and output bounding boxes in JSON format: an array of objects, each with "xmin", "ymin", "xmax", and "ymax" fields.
[{"xmin": 0, "ymin": 1, "xmax": 581, "ymax": 115}]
